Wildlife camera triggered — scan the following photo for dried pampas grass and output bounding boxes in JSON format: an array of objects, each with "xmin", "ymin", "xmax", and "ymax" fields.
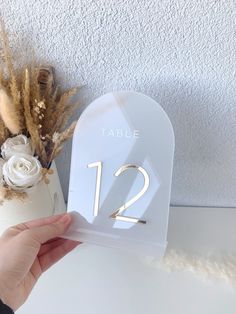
[
  {"xmin": 0, "ymin": 88, "xmax": 21, "ymax": 134},
  {"xmin": 0, "ymin": 20, "xmax": 80, "ymax": 168},
  {"xmin": 0, "ymin": 117, "xmax": 9, "ymax": 145},
  {"xmin": 23, "ymin": 68, "xmax": 47, "ymax": 167},
  {"xmin": 0, "ymin": 19, "xmax": 81, "ymax": 203},
  {"xmin": 0, "ymin": 20, "xmax": 23, "ymax": 130},
  {"xmin": 49, "ymin": 120, "xmax": 77, "ymax": 162}
]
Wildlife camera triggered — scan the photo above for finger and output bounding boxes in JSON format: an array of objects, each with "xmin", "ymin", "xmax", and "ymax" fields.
[
  {"xmin": 25, "ymin": 214, "xmax": 72, "ymax": 244},
  {"xmin": 39, "ymin": 238, "xmax": 69, "ymax": 256},
  {"xmin": 25, "ymin": 214, "xmax": 66, "ymax": 229},
  {"xmin": 42, "ymin": 237, "xmax": 61, "ymax": 245},
  {"xmin": 4, "ymin": 214, "xmax": 66, "ymax": 237},
  {"xmin": 39, "ymin": 240, "xmax": 80, "ymax": 272},
  {"xmin": 38, "ymin": 236, "xmax": 65, "ymax": 249}
]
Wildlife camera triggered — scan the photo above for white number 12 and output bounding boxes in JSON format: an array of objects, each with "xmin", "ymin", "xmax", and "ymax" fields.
[{"xmin": 87, "ymin": 162, "xmax": 150, "ymax": 224}]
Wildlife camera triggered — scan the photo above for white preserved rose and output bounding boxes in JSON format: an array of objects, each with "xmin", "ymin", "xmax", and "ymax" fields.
[
  {"xmin": 1, "ymin": 135, "xmax": 34, "ymax": 160},
  {"xmin": 3, "ymin": 154, "xmax": 42, "ymax": 190}
]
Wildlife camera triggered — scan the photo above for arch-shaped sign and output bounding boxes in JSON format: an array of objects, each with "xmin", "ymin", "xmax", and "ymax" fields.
[{"xmin": 65, "ymin": 91, "xmax": 175, "ymax": 257}]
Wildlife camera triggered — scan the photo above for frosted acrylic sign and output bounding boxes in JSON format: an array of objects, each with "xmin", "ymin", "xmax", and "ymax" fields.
[{"xmin": 65, "ymin": 91, "xmax": 175, "ymax": 257}]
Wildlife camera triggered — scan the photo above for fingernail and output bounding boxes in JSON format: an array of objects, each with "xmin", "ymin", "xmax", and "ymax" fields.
[{"xmin": 59, "ymin": 214, "xmax": 71, "ymax": 224}]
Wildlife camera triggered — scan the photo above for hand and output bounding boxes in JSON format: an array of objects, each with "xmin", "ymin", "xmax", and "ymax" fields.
[{"xmin": 0, "ymin": 213, "xmax": 79, "ymax": 311}]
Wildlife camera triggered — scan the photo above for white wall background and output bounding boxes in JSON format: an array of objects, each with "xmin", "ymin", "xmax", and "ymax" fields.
[{"xmin": 0, "ymin": 0, "xmax": 235, "ymax": 207}]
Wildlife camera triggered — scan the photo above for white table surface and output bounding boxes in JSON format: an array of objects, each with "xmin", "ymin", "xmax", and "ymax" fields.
[{"xmin": 18, "ymin": 207, "xmax": 236, "ymax": 314}]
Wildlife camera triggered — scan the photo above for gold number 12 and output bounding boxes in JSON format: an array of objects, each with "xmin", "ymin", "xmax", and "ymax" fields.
[{"xmin": 87, "ymin": 162, "xmax": 149, "ymax": 224}]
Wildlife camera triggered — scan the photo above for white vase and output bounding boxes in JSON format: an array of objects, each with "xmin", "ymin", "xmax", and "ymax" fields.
[{"xmin": 0, "ymin": 161, "xmax": 66, "ymax": 235}]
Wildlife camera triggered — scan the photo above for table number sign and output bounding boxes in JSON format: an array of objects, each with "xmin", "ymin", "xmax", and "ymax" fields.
[{"xmin": 65, "ymin": 91, "xmax": 175, "ymax": 257}]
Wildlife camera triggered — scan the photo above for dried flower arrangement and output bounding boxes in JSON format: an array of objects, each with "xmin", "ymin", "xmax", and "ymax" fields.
[{"xmin": 0, "ymin": 22, "xmax": 79, "ymax": 202}]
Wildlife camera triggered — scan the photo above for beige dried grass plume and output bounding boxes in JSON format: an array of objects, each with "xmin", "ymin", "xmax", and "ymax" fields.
[
  {"xmin": 0, "ymin": 87, "xmax": 20, "ymax": 134},
  {"xmin": 0, "ymin": 20, "xmax": 23, "ymax": 130}
]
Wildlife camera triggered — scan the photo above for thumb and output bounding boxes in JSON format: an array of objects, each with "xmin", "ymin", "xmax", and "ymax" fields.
[{"xmin": 27, "ymin": 214, "xmax": 72, "ymax": 244}]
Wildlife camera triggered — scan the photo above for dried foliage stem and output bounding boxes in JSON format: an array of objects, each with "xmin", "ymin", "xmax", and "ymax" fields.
[
  {"xmin": 49, "ymin": 120, "xmax": 77, "ymax": 162},
  {"xmin": 48, "ymin": 87, "xmax": 79, "ymax": 135},
  {"xmin": 23, "ymin": 68, "xmax": 47, "ymax": 167},
  {"xmin": 0, "ymin": 117, "xmax": 9, "ymax": 145},
  {"xmin": 0, "ymin": 186, "xmax": 28, "ymax": 203}
]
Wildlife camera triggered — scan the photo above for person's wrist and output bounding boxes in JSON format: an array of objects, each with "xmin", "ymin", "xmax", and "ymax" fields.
[
  {"xmin": 0, "ymin": 298, "xmax": 14, "ymax": 313},
  {"xmin": 0, "ymin": 278, "xmax": 14, "ymax": 311},
  {"xmin": 0, "ymin": 296, "xmax": 13, "ymax": 311}
]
